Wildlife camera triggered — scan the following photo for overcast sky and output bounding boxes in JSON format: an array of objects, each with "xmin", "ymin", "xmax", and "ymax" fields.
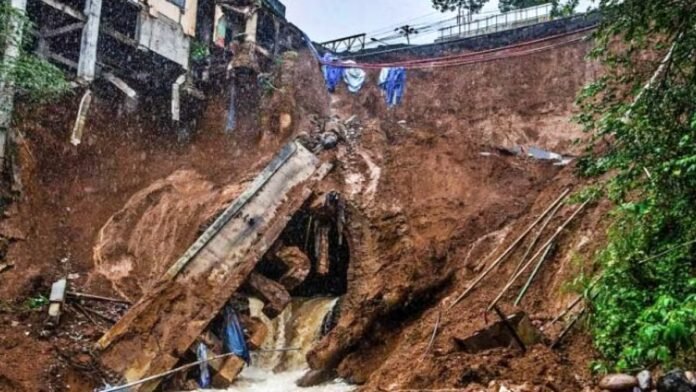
[{"xmin": 285, "ymin": 0, "xmax": 595, "ymax": 45}]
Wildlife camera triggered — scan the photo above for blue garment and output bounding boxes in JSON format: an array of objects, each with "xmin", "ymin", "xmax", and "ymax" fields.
[
  {"xmin": 380, "ymin": 67, "xmax": 407, "ymax": 107},
  {"xmin": 222, "ymin": 306, "xmax": 251, "ymax": 365},
  {"xmin": 196, "ymin": 343, "xmax": 211, "ymax": 388},
  {"xmin": 322, "ymin": 53, "xmax": 344, "ymax": 93}
]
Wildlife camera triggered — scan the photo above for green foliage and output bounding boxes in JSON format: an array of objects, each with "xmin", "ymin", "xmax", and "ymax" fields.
[
  {"xmin": 578, "ymin": 0, "xmax": 696, "ymax": 371},
  {"xmin": 432, "ymin": 0, "xmax": 489, "ymax": 17},
  {"xmin": 499, "ymin": 0, "xmax": 547, "ymax": 13},
  {"xmin": 0, "ymin": 3, "xmax": 70, "ymax": 102},
  {"xmin": 24, "ymin": 294, "xmax": 48, "ymax": 309}
]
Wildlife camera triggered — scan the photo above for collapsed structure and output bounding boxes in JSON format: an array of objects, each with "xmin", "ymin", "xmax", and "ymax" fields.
[{"xmin": 25, "ymin": 0, "xmax": 305, "ymax": 137}]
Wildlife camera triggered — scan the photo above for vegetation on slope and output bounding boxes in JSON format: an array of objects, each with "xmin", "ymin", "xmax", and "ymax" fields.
[
  {"xmin": 0, "ymin": 3, "xmax": 70, "ymax": 101},
  {"xmin": 578, "ymin": 0, "xmax": 696, "ymax": 372}
]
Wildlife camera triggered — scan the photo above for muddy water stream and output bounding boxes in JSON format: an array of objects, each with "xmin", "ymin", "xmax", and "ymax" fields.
[{"xmin": 229, "ymin": 298, "xmax": 353, "ymax": 391}]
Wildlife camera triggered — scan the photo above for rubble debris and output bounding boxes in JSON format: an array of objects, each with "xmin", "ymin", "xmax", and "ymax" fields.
[
  {"xmin": 276, "ymin": 246, "xmax": 311, "ymax": 290},
  {"xmin": 657, "ymin": 370, "xmax": 694, "ymax": 392},
  {"xmin": 67, "ymin": 291, "xmax": 131, "ymax": 305},
  {"xmin": 598, "ymin": 374, "xmax": 639, "ymax": 391},
  {"xmin": 320, "ymin": 132, "xmax": 339, "ymax": 149},
  {"xmin": 0, "ymin": 262, "xmax": 14, "ymax": 274},
  {"xmin": 492, "ymin": 305, "xmax": 527, "ymax": 352},
  {"xmin": 99, "ymin": 351, "xmax": 246, "ymax": 392},
  {"xmin": 245, "ymin": 272, "xmax": 291, "ymax": 318},
  {"xmin": 47, "ymin": 278, "xmax": 67, "ymax": 324},
  {"xmin": 637, "ymin": 370, "xmax": 653, "ymax": 390},
  {"xmin": 315, "ymin": 223, "xmax": 330, "ymax": 275},
  {"xmin": 70, "ymin": 89, "xmax": 92, "ymax": 146},
  {"xmin": 296, "ymin": 368, "xmax": 338, "ymax": 387},
  {"xmin": 454, "ymin": 312, "xmax": 541, "ymax": 353},
  {"xmin": 96, "ymin": 142, "xmax": 328, "ymax": 391},
  {"xmin": 496, "ymin": 145, "xmax": 574, "ymax": 166}
]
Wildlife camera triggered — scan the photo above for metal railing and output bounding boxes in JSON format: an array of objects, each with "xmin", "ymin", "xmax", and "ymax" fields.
[
  {"xmin": 320, "ymin": 33, "xmax": 367, "ymax": 53},
  {"xmin": 437, "ymin": 3, "xmax": 553, "ymax": 42}
]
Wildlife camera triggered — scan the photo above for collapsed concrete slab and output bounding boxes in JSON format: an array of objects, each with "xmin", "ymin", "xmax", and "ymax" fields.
[{"xmin": 96, "ymin": 141, "xmax": 329, "ymax": 391}]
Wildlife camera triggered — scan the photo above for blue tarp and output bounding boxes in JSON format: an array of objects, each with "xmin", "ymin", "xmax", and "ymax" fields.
[
  {"xmin": 222, "ymin": 306, "xmax": 251, "ymax": 365},
  {"xmin": 322, "ymin": 53, "xmax": 344, "ymax": 93}
]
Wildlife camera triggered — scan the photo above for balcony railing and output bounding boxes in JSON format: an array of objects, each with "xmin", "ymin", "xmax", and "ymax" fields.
[{"xmin": 437, "ymin": 3, "xmax": 553, "ymax": 42}]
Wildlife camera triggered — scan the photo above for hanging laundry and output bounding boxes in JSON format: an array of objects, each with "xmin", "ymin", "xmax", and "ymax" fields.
[
  {"xmin": 322, "ymin": 53, "xmax": 344, "ymax": 93},
  {"xmin": 196, "ymin": 343, "xmax": 211, "ymax": 388},
  {"xmin": 222, "ymin": 305, "xmax": 251, "ymax": 365},
  {"xmin": 342, "ymin": 60, "xmax": 366, "ymax": 93},
  {"xmin": 379, "ymin": 67, "xmax": 407, "ymax": 107},
  {"xmin": 378, "ymin": 67, "xmax": 390, "ymax": 89}
]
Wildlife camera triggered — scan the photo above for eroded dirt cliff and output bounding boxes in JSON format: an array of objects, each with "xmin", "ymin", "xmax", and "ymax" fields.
[{"xmin": 0, "ymin": 32, "xmax": 609, "ymax": 392}]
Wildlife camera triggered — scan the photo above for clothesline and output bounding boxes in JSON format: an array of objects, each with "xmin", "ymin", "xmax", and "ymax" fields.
[{"xmin": 305, "ymin": 25, "xmax": 597, "ymax": 70}]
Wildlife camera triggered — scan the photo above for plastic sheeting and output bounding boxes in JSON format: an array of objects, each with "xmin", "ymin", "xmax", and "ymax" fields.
[
  {"xmin": 197, "ymin": 343, "xmax": 211, "ymax": 388},
  {"xmin": 223, "ymin": 306, "xmax": 251, "ymax": 365}
]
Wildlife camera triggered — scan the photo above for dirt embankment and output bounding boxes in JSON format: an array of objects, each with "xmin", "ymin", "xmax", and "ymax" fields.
[
  {"xmin": 0, "ymin": 31, "xmax": 608, "ymax": 391},
  {"xmin": 307, "ymin": 33, "xmax": 609, "ymax": 391}
]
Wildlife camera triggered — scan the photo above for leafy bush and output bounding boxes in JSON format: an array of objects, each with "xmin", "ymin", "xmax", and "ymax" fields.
[
  {"xmin": 0, "ymin": 3, "xmax": 70, "ymax": 102},
  {"xmin": 578, "ymin": 0, "xmax": 696, "ymax": 371}
]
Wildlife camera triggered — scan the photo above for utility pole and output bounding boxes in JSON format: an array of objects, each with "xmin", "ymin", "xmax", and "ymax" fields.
[
  {"xmin": 0, "ymin": 0, "xmax": 27, "ymax": 173},
  {"xmin": 395, "ymin": 25, "xmax": 418, "ymax": 45}
]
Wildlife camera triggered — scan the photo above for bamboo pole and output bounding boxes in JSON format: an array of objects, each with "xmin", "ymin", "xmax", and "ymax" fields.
[
  {"xmin": 508, "ymin": 198, "xmax": 564, "ymax": 284},
  {"xmin": 514, "ymin": 242, "xmax": 554, "ymax": 306},
  {"xmin": 67, "ymin": 291, "xmax": 131, "ymax": 305},
  {"xmin": 447, "ymin": 188, "xmax": 570, "ymax": 311},
  {"xmin": 551, "ymin": 306, "xmax": 586, "ymax": 348},
  {"xmin": 488, "ymin": 200, "xmax": 590, "ymax": 311}
]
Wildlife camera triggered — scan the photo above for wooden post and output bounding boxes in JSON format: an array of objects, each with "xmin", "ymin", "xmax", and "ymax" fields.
[
  {"xmin": 0, "ymin": 0, "xmax": 27, "ymax": 171},
  {"xmin": 77, "ymin": 0, "xmax": 102, "ymax": 82}
]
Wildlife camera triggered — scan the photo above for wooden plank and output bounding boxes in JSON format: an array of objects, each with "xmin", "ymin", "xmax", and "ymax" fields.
[
  {"xmin": 97, "ymin": 144, "xmax": 327, "ymax": 392},
  {"xmin": 40, "ymin": 0, "xmax": 86, "ymax": 21},
  {"xmin": 43, "ymin": 22, "xmax": 85, "ymax": 38}
]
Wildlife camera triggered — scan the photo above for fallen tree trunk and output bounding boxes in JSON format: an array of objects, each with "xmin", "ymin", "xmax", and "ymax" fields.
[{"xmin": 96, "ymin": 142, "xmax": 329, "ymax": 391}]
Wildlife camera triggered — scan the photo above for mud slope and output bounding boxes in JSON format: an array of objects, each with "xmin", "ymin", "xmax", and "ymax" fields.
[
  {"xmin": 0, "ymin": 31, "xmax": 608, "ymax": 391},
  {"xmin": 307, "ymin": 32, "xmax": 609, "ymax": 391}
]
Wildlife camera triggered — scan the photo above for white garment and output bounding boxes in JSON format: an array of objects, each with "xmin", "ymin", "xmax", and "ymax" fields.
[{"xmin": 342, "ymin": 60, "xmax": 366, "ymax": 93}]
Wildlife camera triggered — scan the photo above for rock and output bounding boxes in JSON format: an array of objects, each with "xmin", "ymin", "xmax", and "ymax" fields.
[
  {"xmin": 599, "ymin": 374, "xmax": 638, "ymax": 390},
  {"xmin": 657, "ymin": 370, "xmax": 694, "ymax": 392},
  {"xmin": 637, "ymin": 370, "xmax": 653, "ymax": 390},
  {"xmin": 296, "ymin": 369, "xmax": 336, "ymax": 387},
  {"xmin": 685, "ymin": 372, "xmax": 696, "ymax": 386},
  {"xmin": 320, "ymin": 132, "xmax": 338, "ymax": 149},
  {"xmin": 279, "ymin": 113, "xmax": 293, "ymax": 132}
]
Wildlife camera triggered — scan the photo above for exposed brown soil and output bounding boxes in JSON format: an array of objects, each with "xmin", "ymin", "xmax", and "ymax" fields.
[{"xmin": 0, "ymin": 32, "xmax": 612, "ymax": 392}]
